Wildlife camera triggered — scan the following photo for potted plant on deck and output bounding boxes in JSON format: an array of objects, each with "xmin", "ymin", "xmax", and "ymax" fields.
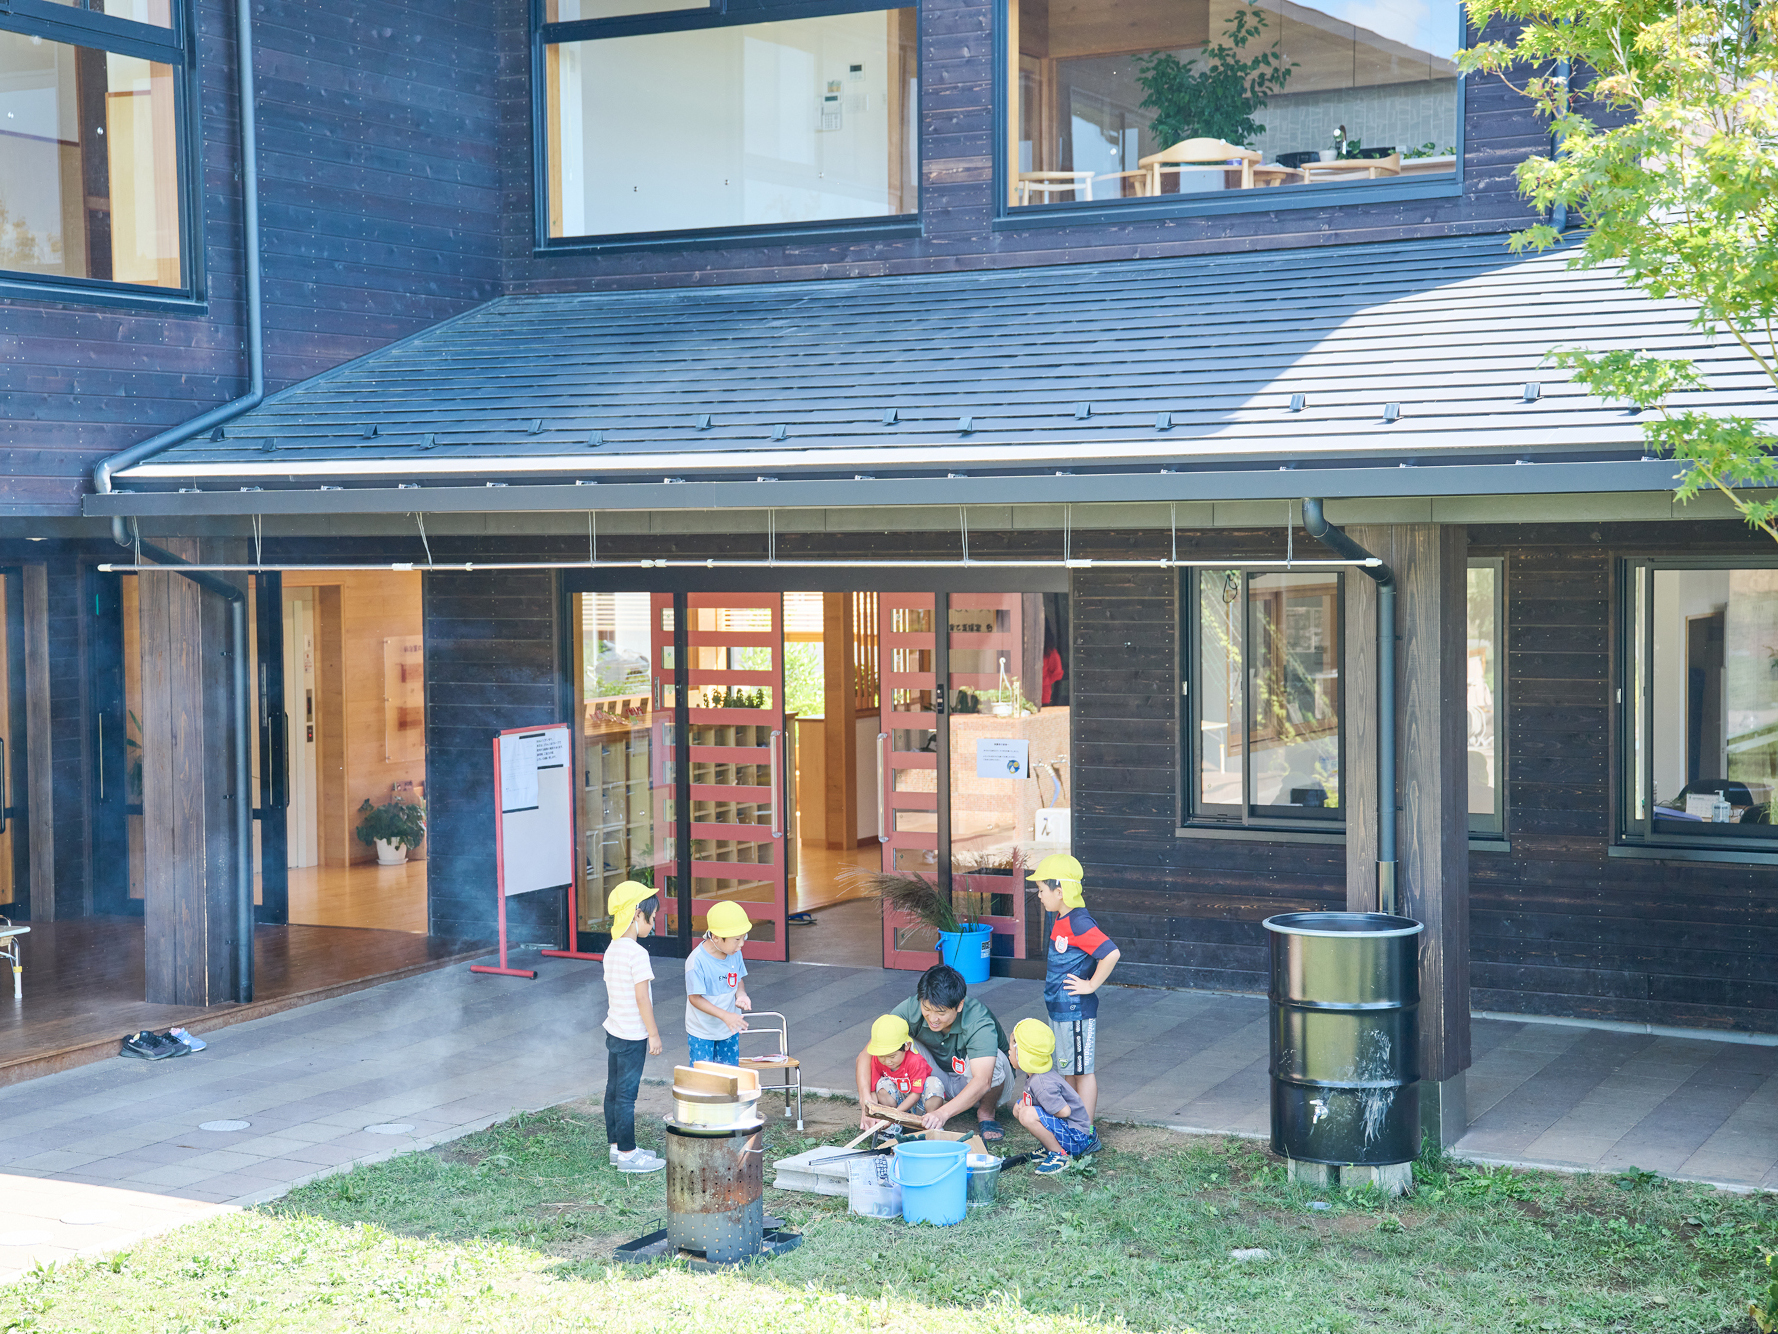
[
  {"xmin": 355, "ymin": 795, "xmax": 427, "ymax": 866},
  {"xmin": 847, "ymin": 869, "xmax": 993, "ymax": 982}
]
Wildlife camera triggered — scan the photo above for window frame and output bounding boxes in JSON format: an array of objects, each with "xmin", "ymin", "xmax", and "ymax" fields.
[
  {"xmin": 1467, "ymin": 556, "xmax": 1506, "ymax": 838},
  {"xmin": 990, "ymin": 0, "xmax": 1469, "ymax": 231},
  {"xmin": 1616, "ymin": 555, "xmax": 1778, "ymax": 864},
  {"xmin": 531, "ymin": 0, "xmax": 926, "ymax": 255},
  {"xmin": 0, "ymin": 0, "xmax": 205, "ymax": 310},
  {"xmin": 1178, "ymin": 567, "xmax": 1347, "ymax": 835}
]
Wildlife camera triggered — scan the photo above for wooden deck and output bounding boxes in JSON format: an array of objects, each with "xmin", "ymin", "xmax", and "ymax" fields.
[{"xmin": 0, "ymin": 918, "xmax": 487, "ymax": 1088}]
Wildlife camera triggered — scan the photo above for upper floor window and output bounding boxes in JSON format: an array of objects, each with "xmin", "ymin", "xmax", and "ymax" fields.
[
  {"xmin": 1185, "ymin": 569, "xmax": 1343, "ymax": 829},
  {"xmin": 1006, "ymin": 0, "xmax": 1459, "ymax": 211},
  {"xmin": 539, "ymin": 1, "xmax": 918, "ymax": 246},
  {"xmin": 1623, "ymin": 561, "xmax": 1778, "ymax": 856},
  {"xmin": 0, "ymin": 2, "xmax": 193, "ymax": 299}
]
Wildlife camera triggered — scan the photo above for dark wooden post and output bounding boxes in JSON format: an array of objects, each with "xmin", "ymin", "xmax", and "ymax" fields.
[
  {"xmin": 21, "ymin": 564, "xmax": 55, "ymax": 920},
  {"xmin": 1345, "ymin": 522, "xmax": 1471, "ymax": 1150},
  {"xmin": 138, "ymin": 538, "xmax": 246, "ymax": 1005}
]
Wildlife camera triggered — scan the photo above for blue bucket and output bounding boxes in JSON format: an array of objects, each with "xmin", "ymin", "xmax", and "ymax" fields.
[
  {"xmin": 891, "ymin": 1140, "xmax": 968, "ymax": 1226},
  {"xmin": 937, "ymin": 924, "xmax": 993, "ymax": 983}
]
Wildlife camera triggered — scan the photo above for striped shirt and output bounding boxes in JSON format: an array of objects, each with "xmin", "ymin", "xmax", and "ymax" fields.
[{"xmin": 603, "ymin": 938, "xmax": 655, "ymax": 1041}]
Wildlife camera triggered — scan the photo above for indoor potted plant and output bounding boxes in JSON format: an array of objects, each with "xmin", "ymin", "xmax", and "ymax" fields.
[
  {"xmin": 1135, "ymin": 6, "xmax": 1295, "ymax": 152},
  {"xmin": 355, "ymin": 795, "xmax": 427, "ymax": 865}
]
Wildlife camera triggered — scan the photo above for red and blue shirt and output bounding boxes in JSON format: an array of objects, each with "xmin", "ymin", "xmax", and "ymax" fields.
[{"xmin": 1044, "ymin": 908, "xmax": 1117, "ymax": 1020}]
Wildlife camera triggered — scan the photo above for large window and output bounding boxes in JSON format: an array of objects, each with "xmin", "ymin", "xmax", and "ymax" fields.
[
  {"xmin": 1624, "ymin": 563, "xmax": 1778, "ymax": 853},
  {"xmin": 540, "ymin": 2, "xmax": 918, "ymax": 244},
  {"xmin": 0, "ymin": 3, "xmax": 193, "ymax": 297},
  {"xmin": 1006, "ymin": 0, "xmax": 1459, "ymax": 211},
  {"xmin": 1186, "ymin": 569, "xmax": 1343, "ymax": 828}
]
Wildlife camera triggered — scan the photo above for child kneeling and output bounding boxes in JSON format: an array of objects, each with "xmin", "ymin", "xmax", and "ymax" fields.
[
  {"xmin": 858, "ymin": 1014, "xmax": 942, "ymax": 1123},
  {"xmin": 1010, "ymin": 1017, "xmax": 1098, "ymax": 1174}
]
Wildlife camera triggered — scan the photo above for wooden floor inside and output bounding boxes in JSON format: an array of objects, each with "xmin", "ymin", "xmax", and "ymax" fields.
[
  {"xmin": 0, "ymin": 917, "xmax": 484, "ymax": 1088},
  {"xmin": 269, "ymin": 860, "xmax": 429, "ymax": 934}
]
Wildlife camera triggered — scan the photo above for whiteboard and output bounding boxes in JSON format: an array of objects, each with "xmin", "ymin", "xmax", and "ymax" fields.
[{"xmin": 496, "ymin": 723, "xmax": 573, "ymax": 897}]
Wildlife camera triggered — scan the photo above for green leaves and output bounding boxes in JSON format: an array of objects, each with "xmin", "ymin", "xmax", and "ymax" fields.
[
  {"xmin": 1457, "ymin": 0, "xmax": 1778, "ymax": 541},
  {"xmin": 1135, "ymin": 7, "xmax": 1296, "ymax": 150}
]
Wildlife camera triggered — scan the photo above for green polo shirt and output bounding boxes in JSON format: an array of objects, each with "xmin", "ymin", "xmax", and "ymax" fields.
[{"xmin": 892, "ymin": 995, "xmax": 1008, "ymax": 1076}]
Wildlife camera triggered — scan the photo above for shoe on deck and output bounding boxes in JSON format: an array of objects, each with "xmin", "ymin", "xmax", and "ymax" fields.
[
  {"xmin": 169, "ymin": 1027, "xmax": 207, "ymax": 1052},
  {"xmin": 1034, "ymin": 1151, "xmax": 1071, "ymax": 1175}
]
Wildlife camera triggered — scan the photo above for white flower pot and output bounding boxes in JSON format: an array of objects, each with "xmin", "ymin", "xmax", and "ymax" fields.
[{"xmin": 374, "ymin": 838, "xmax": 408, "ymax": 866}]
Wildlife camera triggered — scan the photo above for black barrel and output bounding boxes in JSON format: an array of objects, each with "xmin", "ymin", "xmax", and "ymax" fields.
[{"xmin": 1264, "ymin": 911, "xmax": 1423, "ymax": 1166}]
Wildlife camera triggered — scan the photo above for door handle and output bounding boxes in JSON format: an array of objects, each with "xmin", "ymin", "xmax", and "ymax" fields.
[
  {"xmin": 877, "ymin": 732, "xmax": 888, "ymax": 844},
  {"xmin": 269, "ymin": 709, "xmax": 289, "ymax": 809},
  {"xmin": 769, "ymin": 728, "xmax": 783, "ymax": 839},
  {"xmin": 96, "ymin": 712, "xmax": 104, "ymax": 801}
]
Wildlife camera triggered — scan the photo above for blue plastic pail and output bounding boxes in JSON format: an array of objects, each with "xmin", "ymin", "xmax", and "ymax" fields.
[
  {"xmin": 891, "ymin": 1139, "xmax": 968, "ymax": 1226},
  {"xmin": 937, "ymin": 924, "xmax": 993, "ymax": 983}
]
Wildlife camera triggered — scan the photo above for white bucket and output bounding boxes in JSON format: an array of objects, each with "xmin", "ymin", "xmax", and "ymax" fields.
[{"xmin": 847, "ymin": 1154, "xmax": 902, "ymax": 1219}]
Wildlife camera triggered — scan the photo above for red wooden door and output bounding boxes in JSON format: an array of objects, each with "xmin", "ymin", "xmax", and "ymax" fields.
[
  {"xmin": 878, "ymin": 592, "xmax": 942, "ymax": 969},
  {"xmin": 685, "ymin": 593, "xmax": 788, "ymax": 962}
]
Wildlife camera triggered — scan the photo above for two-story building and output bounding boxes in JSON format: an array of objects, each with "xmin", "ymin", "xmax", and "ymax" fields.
[{"xmin": 4, "ymin": 0, "xmax": 1775, "ymax": 1144}]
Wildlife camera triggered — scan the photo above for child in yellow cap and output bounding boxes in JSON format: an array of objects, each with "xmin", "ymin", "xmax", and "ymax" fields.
[
  {"xmin": 1028, "ymin": 852, "xmax": 1119, "ymax": 1127},
  {"xmin": 685, "ymin": 900, "xmax": 755, "ymax": 1067},
  {"xmin": 853, "ymin": 1014, "xmax": 942, "ymax": 1127},
  {"xmin": 603, "ymin": 880, "xmax": 664, "ymax": 1173},
  {"xmin": 1010, "ymin": 1017, "xmax": 1096, "ymax": 1174}
]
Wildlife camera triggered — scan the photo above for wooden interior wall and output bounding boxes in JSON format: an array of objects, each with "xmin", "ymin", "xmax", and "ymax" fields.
[
  {"xmin": 423, "ymin": 569, "xmax": 561, "ymax": 945},
  {"xmin": 281, "ymin": 571, "xmax": 426, "ymax": 865},
  {"xmin": 1470, "ymin": 520, "xmax": 1778, "ymax": 1034}
]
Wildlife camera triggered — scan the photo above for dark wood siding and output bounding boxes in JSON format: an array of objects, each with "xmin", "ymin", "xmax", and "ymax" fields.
[
  {"xmin": 1469, "ymin": 521, "xmax": 1778, "ymax": 1034},
  {"xmin": 423, "ymin": 569, "xmax": 563, "ymax": 945},
  {"xmin": 2, "ymin": 0, "xmax": 504, "ymax": 516},
  {"xmin": 499, "ymin": 6, "xmax": 1543, "ymax": 294}
]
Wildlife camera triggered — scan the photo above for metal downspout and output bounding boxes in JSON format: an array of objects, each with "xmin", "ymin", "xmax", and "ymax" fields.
[
  {"xmin": 93, "ymin": 0, "xmax": 264, "ymax": 543},
  {"xmin": 1300, "ymin": 499, "xmax": 1399, "ymax": 913}
]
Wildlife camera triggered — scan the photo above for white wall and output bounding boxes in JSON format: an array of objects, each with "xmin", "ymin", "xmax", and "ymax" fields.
[{"xmin": 1651, "ymin": 569, "xmax": 1729, "ymax": 805}]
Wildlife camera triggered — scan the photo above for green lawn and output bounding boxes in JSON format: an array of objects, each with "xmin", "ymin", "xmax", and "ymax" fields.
[{"xmin": 6, "ymin": 1087, "xmax": 1775, "ymax": 1333}]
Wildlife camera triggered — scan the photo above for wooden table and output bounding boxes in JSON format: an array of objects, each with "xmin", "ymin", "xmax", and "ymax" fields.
[
  {"xmin": 1253, "ymin": 164, "xmax": 1306, "ymax": 187},
  {"xmin": 1299, "ymin": 153, "xmax": 1402, "ymax": 183}
]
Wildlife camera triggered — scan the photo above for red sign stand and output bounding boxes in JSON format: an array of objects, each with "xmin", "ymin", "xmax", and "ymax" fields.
[{"xmin": 471, "ymin": 731, "xmax": 539, "ymax": 979}]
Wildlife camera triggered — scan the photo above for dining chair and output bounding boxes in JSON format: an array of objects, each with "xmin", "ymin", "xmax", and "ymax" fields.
[{"xmin": 1138, "ymin": 138, "xmax": 1260, "ymax": 194}]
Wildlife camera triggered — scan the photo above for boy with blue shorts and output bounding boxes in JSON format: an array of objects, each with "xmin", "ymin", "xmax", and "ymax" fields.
[
  {"xmin": 1029, "ymin": 853, "xmax": 1120, "ymax": 1125},
  {"xmin": 1010, "ymin": 1018, "xmax": 1096, "ymax": 1174},
  {"xmin": 684, "ymin": 900, "xmax": 753, "ymax": 1066}
]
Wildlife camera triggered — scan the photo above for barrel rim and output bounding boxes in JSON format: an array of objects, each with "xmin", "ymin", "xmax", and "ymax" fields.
[{"xmin": 1263, "ymin": 911, "xmax": 1424, "ymax": 938}]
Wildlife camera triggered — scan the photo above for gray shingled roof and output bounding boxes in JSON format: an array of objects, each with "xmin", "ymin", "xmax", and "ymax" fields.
[{"xmin": 112, "ymin": 233, "xmax": 1773, "ymax": 497}]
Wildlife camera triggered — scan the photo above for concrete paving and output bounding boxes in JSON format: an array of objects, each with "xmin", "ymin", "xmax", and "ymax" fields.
[{"xmin": 0, "ymin": 950, "xmax": 1772, "ymax": 1281}]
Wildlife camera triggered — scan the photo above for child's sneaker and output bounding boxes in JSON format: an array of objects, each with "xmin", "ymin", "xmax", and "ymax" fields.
[
  {"xmin": 169, "ymin": 1027, "xmax": 207, "ymax": 1052},
  {"xmin": 1078, "ymin": 1131, "xmax": 1104, "ymax": 1156},
  {"xmin": 1034, "ymin": 1151, "xmax": 1071, "ymax": 1175},
  {"xmin": 614, "ymin": 1148, "xmax": 665, "ymax": 1173}
]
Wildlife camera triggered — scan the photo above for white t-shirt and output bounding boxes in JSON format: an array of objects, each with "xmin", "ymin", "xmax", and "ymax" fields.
[{"xmin": 603, "ymin": 937, "xmax": 655, "ymax": 1041}]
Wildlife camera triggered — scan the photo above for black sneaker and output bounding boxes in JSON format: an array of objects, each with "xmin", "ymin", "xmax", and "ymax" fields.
[
  {"xmin": 120, "ymin": 1030, "xmax": 173, "ymax": 1060},
  {"xmin": 153, "ymin": 1030, "xmax": 192, "ymax": 1058}
]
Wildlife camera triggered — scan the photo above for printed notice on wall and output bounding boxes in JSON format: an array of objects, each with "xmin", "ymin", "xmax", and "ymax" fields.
[
  {"xmin": 532, "ymin": 729, "xmax": 567, "ymax": 770},
  {"xmin": 500, "ymin": 732, "xmax": 539, "ymax": 812},
  {"xmin": 975, "ymin": 737, "xmax": 1030, "ymax": 780}
]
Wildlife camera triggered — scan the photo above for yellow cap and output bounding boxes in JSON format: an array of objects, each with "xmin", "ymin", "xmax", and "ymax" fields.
[
  {"xmin": 706, "ymin": 901, "xmax": 753, "ymax": 939},
  {"xmin": 1027, "ymin": 853, "xmax": 1085, "ymax": 909},
  {"xmin": 866, "ymin": 1013, "xmax": 911, "ymax": 1057},
  {"xmin": 1012, "ymin": 1017, "xmax": 1055, "ymax": 1074},
  {"xmin": 607, "ymin": 880, "xmax": 655, "ymax": 939}
]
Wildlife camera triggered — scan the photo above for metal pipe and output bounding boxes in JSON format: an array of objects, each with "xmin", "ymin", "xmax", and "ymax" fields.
[
  {"xmin": 1300, "ymin": 499, "xmax": 1398, "ymax": 914},
  {"xmin": 132, "ymin": 540, "xmax": 255, "ymax": 1004},
  {"xmin": 92, "ymin": 0, "xmax": 265, "ymax": 543},
  {"xmin": 97, "ymin": 557, "xmax": 1381, "ymax": 574}
]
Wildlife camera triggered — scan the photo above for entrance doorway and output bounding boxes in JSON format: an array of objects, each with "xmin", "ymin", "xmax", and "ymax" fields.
[{"xmin": 568, "ymin": 581, "xmax": 1071, "ymax": 972}]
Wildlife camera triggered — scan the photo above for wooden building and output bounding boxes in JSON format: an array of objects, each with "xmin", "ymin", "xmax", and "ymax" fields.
[{"xmin": 4, "ymin": 0, "xmax": 1775, "ymax": 1141}]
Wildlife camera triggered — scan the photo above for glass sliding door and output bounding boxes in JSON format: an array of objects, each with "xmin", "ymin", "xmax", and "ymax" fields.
[
  {"xmin": 686, "ymin": 593, "xmax": 789, "ymax": 962},
  {"xmin": 572, "ymin": 591, "xmax": 679, "ymax": 950}
]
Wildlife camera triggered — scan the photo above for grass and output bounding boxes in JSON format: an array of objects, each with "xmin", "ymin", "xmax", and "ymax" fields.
[{"xmin": 6, "ymin": 1086, "xmax": 1777, "ymax": 1333}]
